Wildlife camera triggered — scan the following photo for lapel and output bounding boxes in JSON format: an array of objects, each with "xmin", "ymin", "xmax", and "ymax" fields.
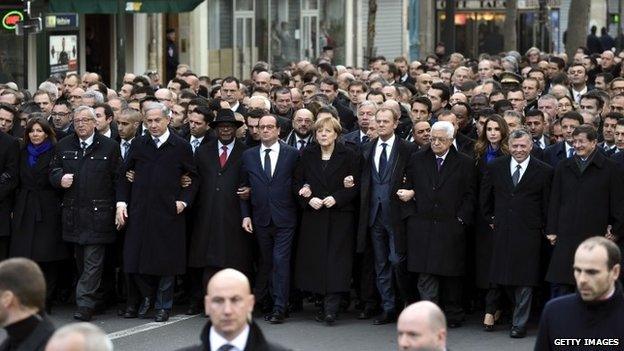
[
  {"xmin": 499, "ymin": 155, "xmax": 515, "ymax": 190},
  {"xmin": 221, "ymin": 141, "xmax": 243, "ymax": 171},
  {"xmin": 252, "ymin": 147, "xmax": 271, "ymax": 184},
  {"xmin": 271, "ymin": 141, "xmax": 288, "ymax": 183},
  {"xmin": 424, "ymin": 148, "xmax": 439, "ymax": 186},
  {"xmin": 556, "ymin": 142, "xmax": 566, "ymax": 160},
  {"xmin": 322, "ymin": 143, "xmax": 346, "ymax": 183},
  {"xmin": 437, "ymin": 147, "xmax": 460, "ymax": 187},
  {"xmin": 515, "ymin": 157, "xmax": 538, "ymax": 190},
  {"xmin": 381, "ymin": 137, "xmax": 399, "ymax": 181}
]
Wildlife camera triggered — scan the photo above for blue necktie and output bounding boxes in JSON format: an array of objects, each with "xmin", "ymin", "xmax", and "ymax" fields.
[
  {"xmin": 379, "ymin": 143, "xmax": 388, "ymax": 175},
  {"xmin": 568, "ymin": 148, "xmax": 575, "ymax": 158},
  {"xmin": 264, "ymin": 149, "xmax": 272, "ymax": 179},
  {"xmin": 436, "ymin": 157, "xmax": 444, "ymax": 172},
  {"xmin": 362, "ymin": 135, "xmax": 370, "ymax": 144}
]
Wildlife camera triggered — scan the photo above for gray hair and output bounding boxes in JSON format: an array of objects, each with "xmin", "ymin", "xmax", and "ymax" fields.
[
  {"xmin": 538, "ymin": 94, "xmax": 558, "ymax": 104},
  {"xmin": 48, "ymin": 322, "xmax": 113, "ymax": 351},
  {"xmin": 503, "ymin": 110, "xmax": 523, "ymax": 122},
  {"xmin": 508, "ymin": 129, "xmax": 531, "ymax": 142},
  {"xmin": 144, "ymin": 101, "xmax": 170, "ymax": 118},
  {"xmin": 357, "ymin": 100, "xmax": 378, "ymax": 114},
  {"xmin": 83, "ymin": 90, "xmax": 105, "ymax": 104},
  {"xmin": 74, "ymin": 106, "xmax": 96, "ymax": 120},
  {"xmin": 38, "ymin": 81, "xmax": 59, "ymax": 100},
  {"xmin": 248, "ymin": 95, "xmax": 271, "ymax": 110},
  {"xmin": 431, "ymin": 120, "xmax": 454, "ymax": 139}
]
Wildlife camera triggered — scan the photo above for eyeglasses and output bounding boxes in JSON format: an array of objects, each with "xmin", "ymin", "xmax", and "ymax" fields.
[
  {"xmin": 74, "ymin": 118, "xmax": 94, "ymax": 125},
  {"xmin": 258, "ymin": 125, "xmax": 276, "ymax": 130},
  {"xmin": 430, "ymin": 137, "xmax": 450, "ymax": 143},
  {"xmin": 51, "ymin": 112, "xmax": 70, "ymax": 117}
]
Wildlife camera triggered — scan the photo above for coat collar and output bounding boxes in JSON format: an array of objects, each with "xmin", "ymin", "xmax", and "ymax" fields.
[{"xmin": 199, "ymin": 321, "xmax": 272, "ymax": 351}]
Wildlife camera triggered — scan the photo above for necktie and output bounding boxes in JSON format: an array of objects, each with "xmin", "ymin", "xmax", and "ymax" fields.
[
  {"xmin": 153, "ymin": 136, "xmax": 160, "ymax": 148},
  {"xmin": 143, "ymin": 128, "xmax": 149, "ymax": 136},
  {"xmin": 219, "ymin": 145, "xmax": 228, "ymax": 168},
  {"xmin": 81, "ymin": 141, "xmax": 87, "ymax": 156},
  {"xmin": 362, "ymin": 135, "xmax": 370, "ymax": 144},
  {"xmin": 264, "ymin": 149, "xmax": 272, "ymax": 179},
  {"xmin": 192, "ymin": 139, "xmax": 200, "ymax": 153},
  {"xmin": 512, "ymin": 164, "xmax": 521, "ymax": 186},
  {"xmin": 298, "ymin": 139, "xmax": 306, "ymax": 151},
  {"xmin": 568, "ymin": 147, "xmax": 575, "ymax": 158},
  {"xmin": 533, "ymin": 138, "xmax": 541, "ymax": 149},
  {"xmin": 122, "ymin": 141, "xmax": 130, "ymax": 159},
  {"xmin": 378, "ymin": 143, "xmax": 388, "ymax": 175},
  {"xmin": 436, "ymin": 157, "xmax": 444, "ymax": 172},
  {"xmin": 217, "ymin": 345, "xmax": 234, "ymax": 351}
]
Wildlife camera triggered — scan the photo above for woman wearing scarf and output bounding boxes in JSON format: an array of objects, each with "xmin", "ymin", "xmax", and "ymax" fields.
[
  {"xmin": 10, "ymin": 117, "xmax": 69, "ymax": 312},
  {"xmin": 473, "ymin": 114, "xmax": 510, "ymax": 331}
]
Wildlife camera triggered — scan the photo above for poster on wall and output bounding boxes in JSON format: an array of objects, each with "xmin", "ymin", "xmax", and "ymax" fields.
[{"xmin": 49, "ymin": 34, "xmax": 78, "ymax": 74}]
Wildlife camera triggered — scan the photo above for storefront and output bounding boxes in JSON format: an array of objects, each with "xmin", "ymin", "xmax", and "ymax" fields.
[
  {"xmin": 0, "ymin": 1, "xmax": 27, "ymax": 87},
  {"xmin": 435, "ymin": 0, "xmax": 561, "ymax": 58},
  {"xmin": 206, "ymin": 0, "xmax": 350, "ymax": 79}
]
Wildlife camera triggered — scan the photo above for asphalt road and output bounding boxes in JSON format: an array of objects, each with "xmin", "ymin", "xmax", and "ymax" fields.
[{"xmin": 18, "ymin": 303, "xmax": 538, "ymax": 351}]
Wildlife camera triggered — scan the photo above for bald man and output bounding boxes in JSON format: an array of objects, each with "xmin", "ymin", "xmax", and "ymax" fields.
[
  {"xmin": 45, "ymin": 323, "xmax": 111, "ymax": 351},
  {"xmin": 178, "ymin": 269, "xmax": 289, "ymax": 351},
  {"xmin": 397, "ymin": 301, "xmax": 447, "ymax": 351}
]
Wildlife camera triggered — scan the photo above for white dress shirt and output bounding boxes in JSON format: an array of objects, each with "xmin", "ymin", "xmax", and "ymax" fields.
[
  {"xmin": 152, "ymin": 128, "xmax": 171, "ymax": 148},
  {"xmin": 510, "ymin": 156, "xmax": 531, "ymax": 183},
  {"xmin": 572, "ymin": 86, "xmax": 588, "ymax": 103},
  {"xmin": 374, "ymin": 134, "xmax": 395, "ymax": 172},
  {"xmin": 120, "ymin": 137, "xmax": 134, "ymax": 159},
  {"xmin": 190, "ymin": 135, "xmax": 204, "ymax": 152},
  {"xmin": 230, "ymin": 101, "xmax": 241, "ymax": 112},
  {"xmin": 565, "ymin": 142, "xmax": 575, "ymax": 158},
  {"xmin": 218, "ymin": 139, "xmax": 235, "ymax": 158},
  {"xmin": 79, "ymin": 133, "xmax": 95, "ymax": 149},
  {"xmin": 535, "ymin": 135, "xmax": 547, "ymax": 149},
  {"xmin": 435, "ymin": 149, "xmax": 450, "ymax": 164},
  {"xmin": 294, "ymin": 134, "xmax": 311, "ymax": 150},
  {"xmin": 209, "ymin": 325, "xmax": 249, "ymax": 351},
  {"xmin": 260, "ymin": 141, "xmax": 281, "ymax": 177},
  {"xmin": 102, "ymin": 128, "xmax": 112, "ymax": 138}
]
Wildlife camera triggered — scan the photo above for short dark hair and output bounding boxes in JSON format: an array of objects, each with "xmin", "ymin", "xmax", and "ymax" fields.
[
  {"xmin": 221, "ymin": 76, "xmax": 241, "ymax": 89},
  {"xmin": 410, "ymin": 96, "xmax": 432, "ymax": 114},
  {"xmin": 319, "ymin": 77, "xmax": 339, "ymax": 91},
  {"xmin": 604, "ymin": 112, "xmax": 623, "ymax": 122},
  {"xmin": 430, "ymin": 82, "xmax": 450, "ymax": 103},
  {"xmin": 93, "ymin": 103, "xmax": 114, "ymax": 120},
  {"xmin": 578, "ymin": 236, "xmax": 622, "ymax": 270},
  {"xmin": 561, "ymin": 110, "xmax": 584, "ymax": 125},
  {"xmin": 572, "ymin": 124, "xmax": 598, "ymax": 141},
  {"xmin": 171, "ymin": 78, "xmax": 190, "ymax": 90},
  {"xmin": 0, "ymin": 102, "xmax": 17, "ymax": 121},
  {"xmin": 581, "ymin": 91, "xmax": 605, "ymax": 110},
  {"xmin": 0, "ymin": 258, "xmax": 46, "ymax": 311},
  {"xmin": 525, "ymin": 109, "xmax": 545, "ymax": 121},
  {"xmin": 548, "ymin": 56, "xmax": 565, "ymax": 70}
]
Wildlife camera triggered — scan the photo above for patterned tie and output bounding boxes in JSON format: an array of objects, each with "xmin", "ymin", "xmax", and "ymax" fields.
[
  {"xmin": 81, "ymin": 141, "xmax": 88, "ymax": 156},
  {"xmin": 153, "ymin": 136, "xmax": 160, "ymax": 148},
  {"xmin": 122, "ymin": 141, "xmax": 130, "ymax": 159},
  {"xmin": 436, "ymin": 157, "xmax": 444, "ymax": 172},
  {"xmin": 192, "ymin": 139, "xmax": 200, "ymax": 154},
  {"xmin": 219, "ymin": 145, "xmax": 228, "ymax": 168},
  {"xmin": 264, "ymin": 149, "xmax": 272, "ymax": 179},
  {"xmin": 512, "ymin": 164, "xmax": 521, "ymax": 186},
  {"xmin": 568, "ymin": 147, "xmax": 575, "ymax": 158},
  {"xmin": 362, "ymin": 135, "xmax": 370, "ymax": 144},
  {"xmin": 217, "ymin": 345, "xmax": 234, "ymax": 351},
  {"xmin": 533, "ymin": 138, "xmax": 541, "ymax": 149},
  {"xmin": 298, "ymin": 139, "xmax": 306, "ymax": 151},
  {"xmin": 378, "ymin": 143, "xmax": 388, "ymax": 175}
]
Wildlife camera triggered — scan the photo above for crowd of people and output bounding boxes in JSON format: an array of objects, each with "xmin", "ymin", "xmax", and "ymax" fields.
[{"xmin": 1, "ymin": 42, "xmax": 624, "ymax": 349}]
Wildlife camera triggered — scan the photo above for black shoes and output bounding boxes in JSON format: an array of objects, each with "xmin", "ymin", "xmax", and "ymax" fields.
[
  {"xmin": 186, "ymin": 303, "xmax": 202, "ymax": 315},
  {"xmin": 123, "ymin": 306, "xmax": 138, "ymax": 319},
  {"xmin": 268, "ymin": 311, "xmax": 285, "ymax": 324},
  {"xmin": 137, "ymin": 297, "xmax": 152, "ymax": 319},
  {"xmin": 357, "ymin": 307, "xmax": 376, "ymax": 320},
  {"xmin": 154, "ymin": 309, "xmax": 170, "ymax": 322},
  {"xmin": 373, "ymin": 311, "xmax": 396, "ymax": 325},
  {"xmin": 448, "ymin": 321, "xmax": 463, "ymax": 329},
  {"xmin": 510, "ymin": 326, "xmax": 527, "ymax": 338},
  {"xmin": 73, "ymin": 307, "xmax": 94, "ymax": 321}
]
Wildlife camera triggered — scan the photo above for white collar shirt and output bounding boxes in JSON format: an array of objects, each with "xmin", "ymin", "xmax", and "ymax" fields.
[{"xmin": 260, "ymin": 141, "xmax": 281, "ymax": 177}]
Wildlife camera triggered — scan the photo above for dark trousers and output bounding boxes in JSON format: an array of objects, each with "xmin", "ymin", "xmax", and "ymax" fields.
[
  {"xmin": 550, "ymin": 283, "xmax": 575, "ymax": 299},
  {"xmin": 254, "ymin": 223, "xmax": 295, "ymax": 313},
  {"xmin": 485, "ymin": 286, "xmax": 533, "ymax": 328},
  {"xmin": 323, "ymin": 293, "xmax": 342, "ymax": 315},
  {"xmin": 353, "ymin": 239, "xmax": 379, "ymax": 310},
  {"xmin": 39, "ymin": 261, "xmax": 61, "ymax": 304},
  {"xmin": 188, "ymin": 266, "xmax": 220, "ymax": 307},
  {"xmin": 127, "ymin": 274, "xmax": 174, "ymax": 310},
  {"xmin": 0, "ymin": 236, "xmax": 8, "ymax": 260},
  {"xmin": 75, "ymin": 244, "xmax": 105, "ymax": 309},
  {"xmin": 370, "ymin": 216, "xmax": 413, "ymax": 312},
  {"xmin": 417, "ymin": 273, "xmax": 464, "ymax": 323}
]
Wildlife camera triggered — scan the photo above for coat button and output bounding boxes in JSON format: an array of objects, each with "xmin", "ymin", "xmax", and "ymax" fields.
[
  {"xmin": 216, "ymin": 187, "xmax": 220, "ymax": 191},
  {"xmin": 94, "ymin": 207, "xmax": 98, "ymax": 211},
  {"xmin": 432, "ymin": 187, "xmax": 436, "ymax": 190}
]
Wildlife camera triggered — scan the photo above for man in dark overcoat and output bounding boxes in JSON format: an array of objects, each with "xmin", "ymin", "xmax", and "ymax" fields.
[
  {"xmin": 49, "ymin": 106, "xmax": 120, "ymax": 321},
  {"xmin": 480, "ymin": 129, "xmax": 553, "ymax": 338},
  {"xmin": 186, "ymin": 109, "xmax": 252, "ymax": 313},
  {"xmin": 116, "ymin": 102, "xmax": 198, "ymax": 322},
  {"xmin": 403, "ymin": 121, "xmax": 476, "ymax": 328},
  {"xmin": 546, "ymin": 124, "xmax": 624, "ymax": 298},
  {"xmin": 356, "ymin": 107, "xmax": 416, "ymax": 325},
  {"xmin": 0, "ymin": 128, "xmax": 19, "ymax": 259}
]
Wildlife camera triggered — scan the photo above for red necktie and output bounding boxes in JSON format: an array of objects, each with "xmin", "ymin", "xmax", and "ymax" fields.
[{"xmin": 219, "ymin": 145, "xmax": 228, "ymax": 167}]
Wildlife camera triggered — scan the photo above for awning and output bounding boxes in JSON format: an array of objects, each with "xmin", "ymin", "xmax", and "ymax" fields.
[{"xmin": 48, "ymin": 0, "xmax": 205, "ymax": 14}]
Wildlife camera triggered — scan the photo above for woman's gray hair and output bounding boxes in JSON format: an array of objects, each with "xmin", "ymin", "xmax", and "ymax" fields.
[{"xmin": 431, "ymin": 120, "xmax": 455, "ymax": 139}]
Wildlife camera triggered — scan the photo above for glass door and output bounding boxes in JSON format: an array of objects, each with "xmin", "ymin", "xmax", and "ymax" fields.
[
  {"xmin": 234, "ymin": 0, "xmax": 256, "ymax": 79},
  {"xmin": 300, "ymin": 0, "xmax": 319, "ymax": 61}
]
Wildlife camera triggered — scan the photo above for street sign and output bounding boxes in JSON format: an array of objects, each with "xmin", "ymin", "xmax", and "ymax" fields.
[{"xmin": 45, "ymin": 13, "xmax": 79, "ymax": 29}]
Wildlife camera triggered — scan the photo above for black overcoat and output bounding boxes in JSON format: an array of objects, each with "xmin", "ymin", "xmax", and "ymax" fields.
[
  {"xmin": 10, "ymin": 146, "xmax": 69, "ymax": 261},
  {"xmin": 117, "ymin": 132, "xmax": 198, "ymax": 276},
  {"xmin": 405, "ymin": 147, "xmax": 476, "ymax": 276},
  {"xmin": 546, "ymin": 150, "xmax": 624, "ymax": 285},
  {"xmin": 480, "ymin": 155, "xmax": 553, "ymax": 286},
  {"xmin": 294, "ymin": 143, "xmax": 360, "ymax": 293},
  {"xmin": 49, "ymin": 133, "xmax": 120, "ymax": 244},
  {"xmin": 187, "ymin": 139, "xmax": 253, "ymax": 273},
  {"xmin": 0, "ymin": 130, "xmax": 19, "ymax": 238}
]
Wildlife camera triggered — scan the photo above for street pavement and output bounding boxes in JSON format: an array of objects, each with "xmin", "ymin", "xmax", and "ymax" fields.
[{"xmin": 8, "ymin": 303, "xmax": 539, "ymax": 350}]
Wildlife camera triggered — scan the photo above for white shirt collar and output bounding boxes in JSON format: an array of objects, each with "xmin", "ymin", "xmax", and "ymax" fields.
[
  {"xmin": 230, "ymin": 101, "xmax": 240, "ymax": 112},
  {"xmin": 218, "ymin": 139, "xmax": 235, "ymax": 150},
  {"xmin": 79, "ymin": 132, "xmax": 95, "ymax": 147},
  {"xmin": 511, "ymin": 155, "xmax": 530, "ymax": 171},
  {"xmin": 435, "ymin": 149, "xmax": 450, "ymax": 161},
  {"xmin": 102, "ymin": 128, "xmax": 112, "ymax": 138},
  {"xmin": 209, "ymin": 325, "xmax": 249, "ymax": 351},
  {"xmin": 260, "ymin": 140, "xmax": 280, "ymax": 154},
  {"xmin": 377, "ymin": 134, "xmax": 396, "ymax": 149},
  {"xmin": 121, "ymin": 137, "xmax": 134, "ymax": 144},
  {"xmin": 191, "ymin": 135, "xmax": 204, "ymax": 145},
  {"xmin": 152, "ymin": 128, "xmax": 171, "ymax": 147}
]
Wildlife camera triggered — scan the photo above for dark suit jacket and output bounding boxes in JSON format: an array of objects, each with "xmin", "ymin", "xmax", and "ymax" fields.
[
  {"xmin": 332, "ymin": 100, "xmax": 357, "ymax": 132},
  {"xmin": 543, "ymin": 141, "xmax": 569, "ymax": 169},
  {"xmin": 0, "ymin": 315, "xmax": 55, "ymax": 351},
  {"xmin": 283, "ymin": 130, "xmax": 315, "ymax": 150},
  {"xmin": 177, "ymin": 321, "xmax": 290, "ymax": 351},
  {"xmin": 456, "ymin": 133, "xmax": 475, "ymax": 158},
  {"xmin": 356, "ymin": 136, "xmax": 417, "ymax": 254},
  {"xmin": 0, "ymin": 130, "xmax": 19, "ymax": 237},
  {"xmin": 480, "ymin": 155, "xmax": 553, "ymax": 286},
  {"xmin": 240, "ymin": 141, "xmax": 299, "ymax": 228}
]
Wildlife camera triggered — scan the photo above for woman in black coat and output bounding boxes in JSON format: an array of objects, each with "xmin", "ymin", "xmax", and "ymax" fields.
[
  {"xmin": 473, "ymin": 115, "xmax": 509, "ymax": 330},
  {"xmin": 10, "ymin": 117, "xmax": 69, "ymax": 305},
  {"xmin": 294, "ymin": 114, "xmax": 360, "ymax": 325}
]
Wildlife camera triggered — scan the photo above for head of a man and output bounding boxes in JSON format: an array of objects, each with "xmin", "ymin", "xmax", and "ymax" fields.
[
  {"xmin": 144, "ymin": 102, "xmax": 170, "ymax": 138},
  {"xmin": 413, "ymin": 121, "xmax": 431, "ymax": 147},
  {"xmin": 375, "ymin": 107, "xmax": 399, "ymax": 141},
  {"xmin": 397, "ymin": 301, "xmax": 447, "ymax": 351},
  {"xmin": 574, "ymin": 237, "xmax": 621, "ymax": 302},
  {"xmin": 560, "ymin": 111, "xmax": 583, "ymax": 145},
  {"xmin": 258, "ymin": 114, "xmax": 280, "ymax": 146},
  {"xmin": 572, "ymin": 124, "xmax": 598, "ymax": 158},
  {"xmin": 357, "ymin": 101, "xmax": 377, "ymax": 132},
  {"xmin": 0, "ymin": 258, "xmax": 46, "ymax": 327},
  {"xmin": 430, "ymin": 121, "xmax": 454, "ymax": 157},
  {"xmin": 508, "ymin": 129, "xmax": 533, "ymax": 164},
  {"xmin": 117, "ymin": 109, "xmax": 141, "ymax": 141},
  {"xmin": 436, "ymin": 110, "xmax": 459, "ymax": 138},
  {"xmin": 0, "ymin": 103, "xmax": 16, "ymax": 134},
  {"xmin": 45, "ymin": 322, "xmax": 112, "ymax": 351},
  {"xmin": 292, "ymin": 108, "xmax": 314, "ymax": 137},
  {"xmin": 73, "ymin": 106, "xmax": 97, "ymax": 140},
  {"xmin": 94, "ymin": 103, "xmax": 113, "ymax": 134},
  {"xmin": 205, "ymin": 269, "xmax": 255, "ymax": 341}
]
